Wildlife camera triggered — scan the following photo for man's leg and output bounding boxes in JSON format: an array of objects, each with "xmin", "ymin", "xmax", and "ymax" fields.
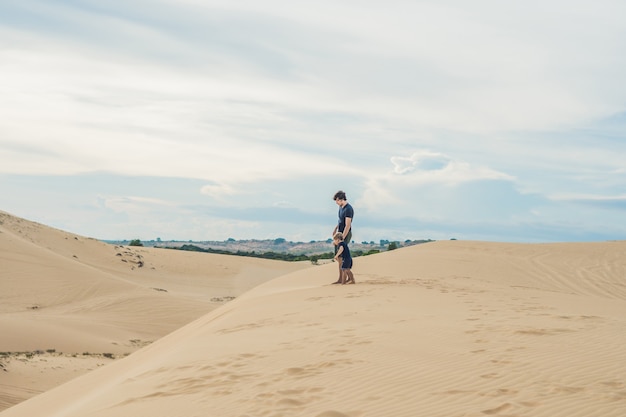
[{"xmin": 346, "ymin": 269, "xmax": 355, "ymax": 284}]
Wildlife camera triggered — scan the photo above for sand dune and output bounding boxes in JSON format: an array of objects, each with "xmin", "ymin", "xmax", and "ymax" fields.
[
  {"xmin": 2, "ymin": 212, "xmax": 626, "ymax": 416},
  {"xmin": 0, "ymin": 211, "xmax": 310, "ymax": 410}
]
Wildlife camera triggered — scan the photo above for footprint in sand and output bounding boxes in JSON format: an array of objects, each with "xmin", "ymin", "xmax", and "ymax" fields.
[{"xmin": 482, "ymin": 402, "xmax": 512, "ymax": 414}]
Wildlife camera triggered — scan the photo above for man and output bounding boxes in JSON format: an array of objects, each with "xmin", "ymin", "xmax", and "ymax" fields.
[{"xmin": 331, "ymin": 190, "xmax": 353, "ymax": 284}]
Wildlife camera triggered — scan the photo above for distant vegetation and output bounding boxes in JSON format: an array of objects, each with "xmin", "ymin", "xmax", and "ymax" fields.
[
  {"xmin": 106, "ymin": 238, "xmax": 434, "ymax": 263},
  {"xmin": 170, "ymin": 244, "xmax": 321, "ymax": 262},
  {"xmin": 147, "ymin": 238, "xmax": 431, "ymax": 264},
  {"xmin": 164, "ymin": 244, "xmax": 389, "ymax": 263}
]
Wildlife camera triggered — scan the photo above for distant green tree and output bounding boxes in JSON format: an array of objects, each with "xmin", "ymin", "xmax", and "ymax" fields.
[
  {"xmin": 387, "ymin": 242, "xmax": 398, "ymax": 251},
  {"xmin": 273, "ymin": 238, "xmax": 286, "ymax": 244},
  {"xmin": 129, "ymin": 239, "xmax": 143, "ymax": 247}
]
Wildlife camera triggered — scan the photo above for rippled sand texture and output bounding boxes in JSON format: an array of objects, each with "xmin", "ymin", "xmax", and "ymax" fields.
[{"xmin": 2, "ymin": 211, "xmax": 625, "ymax": 417}]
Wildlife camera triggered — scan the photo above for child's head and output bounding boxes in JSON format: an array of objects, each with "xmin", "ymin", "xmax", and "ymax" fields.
[{"xmin": 333, "ymin": 232, "xmax": 344, "ymax": 243}]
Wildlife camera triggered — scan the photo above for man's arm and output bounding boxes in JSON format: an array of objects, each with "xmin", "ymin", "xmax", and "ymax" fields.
[
  {"xmin": 334, "ymin": 245, "xmax": 344, "ymax": 261},
  {"xmin": 342, "ymin": 217, "xmax": 352, "ymax": 239}
]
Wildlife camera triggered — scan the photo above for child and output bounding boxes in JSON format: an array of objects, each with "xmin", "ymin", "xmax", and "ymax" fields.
[{"xmin": 333, "ymin": 232, "xmax": 355, "ymax": 285}]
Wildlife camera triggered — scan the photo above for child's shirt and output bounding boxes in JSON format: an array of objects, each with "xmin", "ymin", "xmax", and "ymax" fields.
[{"xmin": 338, "ymin": 241, "xmax": 352, "ymax": 262}]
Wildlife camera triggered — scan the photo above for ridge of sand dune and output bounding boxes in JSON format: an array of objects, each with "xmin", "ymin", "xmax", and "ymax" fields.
[
  {"xmin": 2, "ymin": 237, "xmax": 625, "ymax": 417},
  {"xmin": 0, "ymin": 211, "xmax": 311, "ymax": 410}
]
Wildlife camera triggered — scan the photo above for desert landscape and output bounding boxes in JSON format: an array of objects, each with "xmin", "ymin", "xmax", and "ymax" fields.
[
  {"xmin": 1, "ymin": 210, "xmax": 626, "ymax": 416},
  {"xmin": 0, "ymin": 211, "xmax": 310, "ymax": 411}
]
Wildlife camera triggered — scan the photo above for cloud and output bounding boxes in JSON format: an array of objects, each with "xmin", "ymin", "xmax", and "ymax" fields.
[
  {"xmin": 200, "ymin": 183, "xmax": 238, "ymax": 200},
  {"xmin": 99, "ymin": 195, "xmax": 176, "ymax": 213},
  {"xmin": 4, "ymin": 0, "xmax": 625, "ymax": 146},
  {"xmin": 549, "ymin": 194, "xmax": 626, "ymax": 211},
  {"xmin": 356, "ymin": 150, "xmax": 534, "ymax": 229},
  {"xmin": 391, "ymin": 151, "xmax": 450, "ymax": 174},
  {"xmin": 2, "ymin": 1, "xmax": 626, "ymax": 243},
  {"xmin": 389, "ymin": 150, "xmax": 513, "ymax": 183}
]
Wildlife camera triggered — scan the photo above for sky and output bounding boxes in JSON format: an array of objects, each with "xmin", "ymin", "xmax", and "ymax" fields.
[{"xmin": 1, "ymin": 0, "xmax": 626, "ymax": 243}]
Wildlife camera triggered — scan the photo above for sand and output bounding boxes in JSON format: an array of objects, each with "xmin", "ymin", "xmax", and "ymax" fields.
[
  {"xmin": 0, "ymin": 211, "xmax": 310, "ymax": 410},
  {"xmin": 1, "ymin": 211, "xmax": 626, "ymax": 416}
]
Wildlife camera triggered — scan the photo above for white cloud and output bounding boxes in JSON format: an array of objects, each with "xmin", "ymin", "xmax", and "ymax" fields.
[
  {"xmin": 357, "ymin": 150, "xmax": 517, "ymax": 219},
  {"xmin": 548, "ymin": 193, "xmax": 626, "ymax": 203},
  {"xmin": 99, "ymin": 195, "xmax": 176, "ymax": 213},
  {"xmin": 389, "ymin": 150, "xmax": 512, "ymax": 183},
  {"xmin": 273, "ymin": 200, "xmax": 295, "ymax": 208},
  {"xmin": 391, "ymin": 151, "xmax": 450, "ymax": 174},
  {"xmin": 200, "ymin": 183, "xmax": 238, "ymax": 200}
]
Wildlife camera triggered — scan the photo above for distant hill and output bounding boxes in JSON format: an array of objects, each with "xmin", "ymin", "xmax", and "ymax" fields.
[{"xmin": 104, "ymin": 238, "xmax": 435, "ymax": 258}]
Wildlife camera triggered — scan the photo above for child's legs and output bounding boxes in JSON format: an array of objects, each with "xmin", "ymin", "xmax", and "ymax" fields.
[
  {"xmin": 337, "ymin": 257, "xmax": 343, "ymax": 279},
  {"xmin": 334, "ymin": 243, "xmax": 342, "ymax": 278}
]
